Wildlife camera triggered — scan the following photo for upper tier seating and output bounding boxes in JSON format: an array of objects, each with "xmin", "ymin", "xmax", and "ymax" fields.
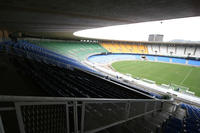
[
  {"xmin": 101, "ymin": 43, "xmax": 148, "ymax": 54},
  {"xmin": 195, "ymin": 47, "xmax": 200, "ymax": 57},
  {"xmin": 101, "ymin": 43, "xmax": 200, "ymax": 58},
  {"xmin": 176, "ymin": 46, "xmax": 186, "ymax": 57}
]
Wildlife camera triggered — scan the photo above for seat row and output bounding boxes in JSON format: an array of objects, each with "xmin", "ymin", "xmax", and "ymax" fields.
[
  {"xmin": 14, "ymin": 55, "xmax": 148, "ymax": 99},
  {"xmin": 0, "ymin": 40, "xmax": 155, "ymax": 99},
  {"xmin": 162, "ymin": 116, "xmax": 183, "ymax": 133},
  {"xmin": 180, "ymin": 103, "xmax": 200, "ymax": 133},
  {"xmin": 0, "ymin": 40, "xmax": 93, "ymax": 72}
]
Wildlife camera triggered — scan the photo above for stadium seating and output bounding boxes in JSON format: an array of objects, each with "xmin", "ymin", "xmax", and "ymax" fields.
[
  {"xmin": 30, "ymin": 40, "xmax": 108, "ymax": 61},
  {"xmin": 148, "ymin": 44, "xmax": 160, "ymax": 55},
  {"xmin": 185, "ymin": 46, "xmax": 195, "ymax": 56},
  {"xmin": 195, "ymin": 47, "xmax": 200, "ymax": 57},
  {"xmin": 100, "ymin": 42, "xmax": 200, "ymax": 58},
  {"xmin": 146, "ymin": 55, "xmax": 155, "ymax": 61},
  {"xmin": 162, "ymin": 103, "xmax": 200, "ymax": 133},
  {"xmin": 168, "ymin": 46, "xmax": 176, "ymax": 55},
  {"xmin": 3, "ymin": 40, "xmax": 199, "ymax": 133},
  {"xmin": 157, "ymin": 56, "xmax": 170, "ymax": 62},
  {"xmin": 101, "ymin": 43, "xmax": 148, "ymax": 54},
  {"xmin": 160, "ymin": 45, "xmax": 168, "ymax": 55},
  {"xmin": 0, "ymin": 40, "xmax": 197, "ymax": 99},
  {"xmin": 0, "ymin": 40, "xmax": 151, "ymax": 99},
  {"xmin": 172, "ymin": 58, "xmax": 186, "ymax": 64},
  {"xmin": 162, "ymin": 116, "xmax": 183, "ymax": 133},
  {"xmin": 18, "ymin": 40, "xmax": 95, "ymax": 71},
  {"xmin": 176, "ymin": 46, "xmax": 186, "ymax": 57},
  {"xmin": 180, "ymin": 103, "xmax": 200, "ymax": 133},
  {"xmin": 188, "ymin": 60, "xmax": 200, "ymax": 66}
]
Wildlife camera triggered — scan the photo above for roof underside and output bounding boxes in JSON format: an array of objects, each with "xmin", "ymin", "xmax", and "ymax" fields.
[{"xmin": 0, "ymin": 0, "xmax": 200, "ymax": 39}]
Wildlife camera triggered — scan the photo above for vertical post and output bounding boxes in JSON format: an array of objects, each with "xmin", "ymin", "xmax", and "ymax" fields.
[
  {"xmin": 143, "ymin": 102, "xmax": 148, "ymax": 119},
  {"xmin": 160, "ymin": 101, "xmax": 164, "ymax": 112},
  {"xmin": 144, "ymin": 102, "xmax": 147, "ymax": 113},
  {"xmin": 171, "ymin": 103, "xmax": 176, "ymax": 113},
  {"xmin": 66, "ymin": 102, "xmax": 70, "ymax": 133},
  {"xmin": 15, "ymin": 103, "xmax": 26, "ymax": 133},
  {"xmin": 152, "ymin": 101, "xmax": 157, "ymax": 116},
  {"xmin": 154, "ymin": 101, "xmax": 157, "ymax": 111},
  {"xmin": 81, "ymin": 102, "xmax": 85, "ymax": 133},
  {"xmin": 125, "ymin": 102, "xmax": 131, "ymax": 120},
  {"xmin": 73, "ymin": 101, "xmax": 78, "ymax": 133},
  {"xmin": 0, "ymin": 115, "xmax": 5, "ymax": 133}
]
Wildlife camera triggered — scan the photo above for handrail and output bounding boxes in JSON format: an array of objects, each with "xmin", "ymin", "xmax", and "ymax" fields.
[
  {"xmin": 0, "ymin": 95, "xmax": 167, "ymax": 133},
  {"xmin": 0, "ymin": 95, "xmax": 172, "ymax": 102}
]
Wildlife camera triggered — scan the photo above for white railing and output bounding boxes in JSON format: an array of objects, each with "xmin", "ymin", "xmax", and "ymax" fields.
[{"xmin": 0, "ymin": 96, "xmax": 173, "ymax": 133}]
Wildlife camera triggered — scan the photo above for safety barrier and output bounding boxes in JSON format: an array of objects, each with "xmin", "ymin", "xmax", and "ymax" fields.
[{"xmin": 0, "ymin": 96, "xmax": 172, "ymax": 133}]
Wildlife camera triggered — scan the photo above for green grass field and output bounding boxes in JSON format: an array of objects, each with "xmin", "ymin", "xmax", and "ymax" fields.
[{"xmin": 112, "ymin": 60, "xmax": 200, "ymax": 97}]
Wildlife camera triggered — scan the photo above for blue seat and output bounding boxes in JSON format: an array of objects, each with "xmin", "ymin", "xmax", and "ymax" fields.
[{"xmin": 157, "ymin": 56, "xmax": 170, "ymax": 62}]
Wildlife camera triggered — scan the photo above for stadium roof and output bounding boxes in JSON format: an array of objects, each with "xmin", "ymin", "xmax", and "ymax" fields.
[{"xmin": 0, "ymin": 0, "xmax": 200, "ymax": 39}]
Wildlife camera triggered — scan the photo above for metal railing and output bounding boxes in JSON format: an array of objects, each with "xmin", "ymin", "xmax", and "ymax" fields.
[{"xmin": 0, "ymin": 96, "xmax": 173, "ymax": 133}]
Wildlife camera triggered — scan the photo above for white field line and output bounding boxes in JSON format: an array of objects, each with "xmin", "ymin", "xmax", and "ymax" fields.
[{"xmin": 180, "ymin": 68, "xmax": 193, "ymax": 85}]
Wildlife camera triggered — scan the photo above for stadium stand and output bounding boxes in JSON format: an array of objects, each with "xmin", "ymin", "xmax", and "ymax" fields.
[
  {"xmin": 137, "ymin": 45, "xmax": 148, "ymax": 54},
  {"xmin": 146, "ymin": 55, "xmax": 155, "ymax": 61},
  {"xmin": 1, "ymin": 40, "xmax": 178, "ymax": 133},
  {"xmin": 0, "ymin": 40, "xmax": 152, "ymax": 99},
  {"xmin": 159, "ymin": 45, "xmax": 168, "ymax": 56},
  {"xmin": 162, "ymin": 116, "xmax": 183, "ymax": 133},
  {"xmin": 1, "ymin": 39, "xmax": 200, "ymax": 133},
  {"xmin": 101, "ymin": 43, "xmax": 148, "ymax": 54},
  {"xmin": 162, "ymin": 103, "xmax": 200, "ymax": 133},
  {"xmin": 195, "ymin": 47, "xmax": 200, "ymax": 57},
  {"xmin": 157, "ymin": 56, "xmax": 170, "ymax": 62},
  {"xmin": 150, "ymin": 45, "xmax": 160, "ymax": 55},
  {"xmin": 100, "ymin": 42, "xmax": 200, "ymax": 58},
  {"xmin": 176, "ymin": 46, "xmax": 186, "ymax": 57},
  {"xmin": 188, "ymin": 60, "xmax": 200, "ymax": 66},
  {"xmin": 180, "ymin": 103, "xmax": 200, "ymax": 133},
  {"xmin": 29, "ymin": 40, "xmax": 108, "ymax": 61},
  {"xmin": 168, "ymin": 46, "xmax": 176, "ymax": 55},
  {"xmin": 185, "ymin": 46, "xmax": 195, "ymax": 56},
  {"xmin": 1, "ymin": 1, "xmax": 200, "ymax": 132},
  {"xmin": 172, "ymin": 58, "xmax": 186, "ymax": 64}
]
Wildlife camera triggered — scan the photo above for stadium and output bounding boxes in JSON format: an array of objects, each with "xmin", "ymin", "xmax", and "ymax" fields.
[{"xmin": 0, "ymin": 1, "xmax": 200, "ymax": 133}]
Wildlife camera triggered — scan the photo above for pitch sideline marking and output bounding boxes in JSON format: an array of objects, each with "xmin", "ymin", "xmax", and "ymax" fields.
[{"xmin": 180, "ymin": 68, "xmax": 193, "ymax": 85}]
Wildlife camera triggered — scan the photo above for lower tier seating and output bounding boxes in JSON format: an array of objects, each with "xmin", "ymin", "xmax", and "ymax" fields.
[
  {"xmin": 181, "ymin": 103, "xmax": 200, "ymax": 133},
  {"xmin": 10, "ymin": 54, "xmax": 150, "ymax": 99}
]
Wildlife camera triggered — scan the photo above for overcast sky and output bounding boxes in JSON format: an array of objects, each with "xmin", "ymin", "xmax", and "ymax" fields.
[{"xmin": 74, "ymin": 16, "xmax": 200, "ymax": 42}]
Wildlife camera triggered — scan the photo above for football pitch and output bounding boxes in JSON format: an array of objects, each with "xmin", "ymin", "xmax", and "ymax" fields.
[{"xmin": 112, "ymin": 60, "xmax": 200, "ymax": 97}]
